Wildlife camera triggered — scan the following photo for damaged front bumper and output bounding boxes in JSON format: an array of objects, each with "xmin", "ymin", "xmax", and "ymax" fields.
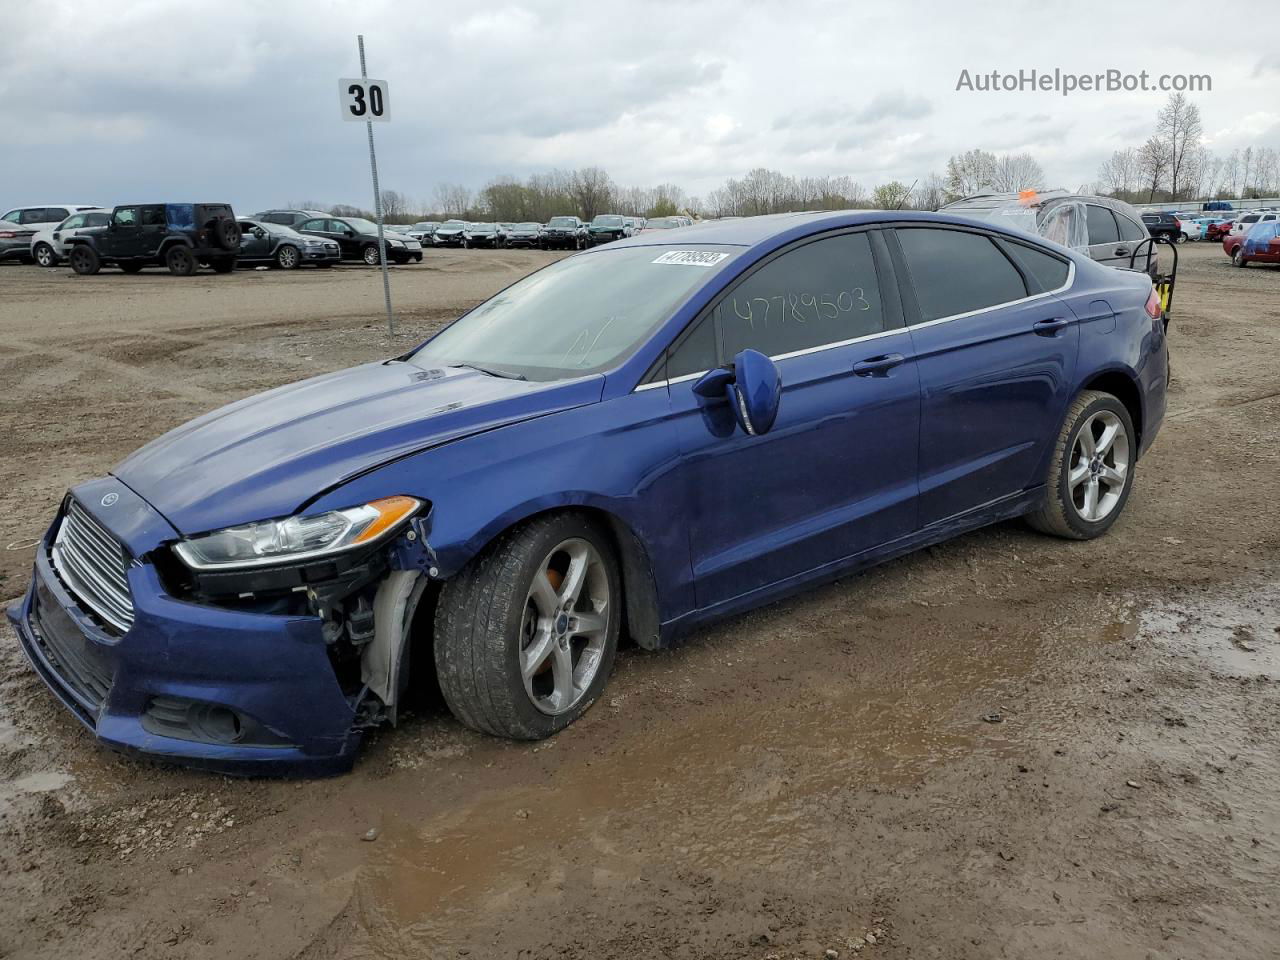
[{"xmin": 6, "ymin": 478, "xmax": 365, "ymax": 777}]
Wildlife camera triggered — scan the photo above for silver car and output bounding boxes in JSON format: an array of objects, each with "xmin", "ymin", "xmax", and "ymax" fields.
[
  {"xmin": 29, "ymin": 208, "xmax": 112, "ymax": 267},
  {"xmin": 1, "ymin": 204, "xmax": 101, "ymax": 262},
  {"xmin": 941, "ymin": 191, "xmax": 1150, "ymax": 270}
]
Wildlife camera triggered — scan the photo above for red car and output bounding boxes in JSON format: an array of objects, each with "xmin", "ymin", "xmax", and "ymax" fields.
[
  {"xmin": 1225, "ymin": 220, "xmax": 1280, "ymax": 267},
  {"xmin": 1205, "ymin": 218, "xmax": 1235, "ymax": 241}
]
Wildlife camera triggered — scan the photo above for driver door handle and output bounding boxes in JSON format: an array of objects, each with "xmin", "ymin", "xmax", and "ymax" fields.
[{"xmin": 853, "ymin": 353, "xmax": 905, "ymax": 377}]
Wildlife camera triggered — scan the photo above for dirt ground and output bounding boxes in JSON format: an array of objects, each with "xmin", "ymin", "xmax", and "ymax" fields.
[{"xmin": 0, "ymin": 245, "xmax": 1277, "ymax": 960}]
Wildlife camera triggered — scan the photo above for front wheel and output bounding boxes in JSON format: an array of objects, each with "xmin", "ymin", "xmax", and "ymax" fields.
[
  {"xmin": 434, "ymin": 513, "xmax": 620, "ymax": 739},
  {"xmin": 33, "ymin": 243, "xmax": 57, "ymax": 268},
  {"xmin": 1027, "ymin": 390, "xmax": 1136, "ymax": 540},
  {"xmin": 275, "ymin": 245, "xmax": 300, "ymax": 269},
  {"xmin": 362, "ymin": 244, "xmax": 381, "ymax": 266},
  {"xmin": 69, "ymin": 245, "xmax": 100, "ymax": 275},
  {"xmin": 1232, "ymin": 247, "xmax": 1248, "ymax": 267}
]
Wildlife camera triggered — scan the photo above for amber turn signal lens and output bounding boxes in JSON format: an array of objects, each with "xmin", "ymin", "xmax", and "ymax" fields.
[{"xmin": 352, "ymin": 496, "xmax": 421, "ymax": 545}]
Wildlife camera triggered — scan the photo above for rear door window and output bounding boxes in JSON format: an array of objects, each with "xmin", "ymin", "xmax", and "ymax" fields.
[
  {"xmin": 1086, "ymin": 205, "xmax": 1119, "ymax": 245},
  {"xmin": 896, "ymin": 227, "xmax": 1027, "ymax": 322},
  {"xmin": 20, "ymin": 209, "xmax": 51, "ymax": 225}
]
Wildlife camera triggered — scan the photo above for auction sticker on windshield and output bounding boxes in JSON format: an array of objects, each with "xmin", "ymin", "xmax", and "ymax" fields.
[{"xmin": 652, "ymin": 250, "xmax": 730, "ymax": 266}]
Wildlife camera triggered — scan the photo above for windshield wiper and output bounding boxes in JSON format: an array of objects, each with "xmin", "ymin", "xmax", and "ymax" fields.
[{"xmin": 449, "ymin": 363, "xmax": 527, "ymax": 381}]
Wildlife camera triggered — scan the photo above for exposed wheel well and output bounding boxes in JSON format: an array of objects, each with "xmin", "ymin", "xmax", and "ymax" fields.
[{"xmin": 1082, "ymin": 372, "xmax": 1143, "ymax": 448}]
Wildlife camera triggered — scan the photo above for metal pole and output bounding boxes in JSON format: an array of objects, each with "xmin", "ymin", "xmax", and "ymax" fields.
[{"xmin": 359, "ymin": 35, "xmax": 395, "ymax": 337}]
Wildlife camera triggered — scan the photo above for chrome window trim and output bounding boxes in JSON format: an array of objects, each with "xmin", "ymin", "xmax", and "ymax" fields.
[{"xmin": 908, "ymin": 259, "xmax": 1075, "ymax": 332}]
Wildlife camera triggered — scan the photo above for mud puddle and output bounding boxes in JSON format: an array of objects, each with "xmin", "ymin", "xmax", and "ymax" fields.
[{"xmin": 1140, "ymin": 580, "xmax": 1280, "ymax": 677}]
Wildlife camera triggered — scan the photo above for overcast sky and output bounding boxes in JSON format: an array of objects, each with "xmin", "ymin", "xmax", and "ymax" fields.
[{"xmin": 3, "ymin": 0, "xmax": 1278, "ymax": 213}]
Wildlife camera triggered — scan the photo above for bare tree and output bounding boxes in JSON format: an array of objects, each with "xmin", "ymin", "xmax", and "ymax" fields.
[
  {"xmin": 434, "ymin": 183, "xmax": 474, "ymax": 218},
  {"xmin": 1156, "ymin": 93, "xmax": 1203, "ymax": 200},
  {"xmin": 571, "ymin": 167, "xmax": 615, "ymax": 221},
  {"xmin": 945, "ymin": 149, "xmax": 997, "ymax": 199},
  {"xmin": 1138, "ymin": 136, "xmax": 1171, "ymax": 201},
  {"xmin": 912, "ymin": 173, "xmax": 947, "ymax": 211},
  {"xmin": 1097, "ymin": 148, "xmax": 1140, "ymax": 196},
  {"xmin": 990, "ymin": 153, "xmax": 1045, "ymax": 192}
]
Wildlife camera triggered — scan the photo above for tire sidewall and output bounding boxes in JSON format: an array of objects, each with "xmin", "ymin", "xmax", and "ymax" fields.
[
  {"xmin": 166, "ymin": 246, "xmax": 195, "ymax": 275},
  {"xmin": 363, "ymin": 245, "xmax": 380, "ymax": 265},
  {"xmin": 70, "ymin": 246, "xmax": 99, "ymax": 275},
  {"xmin": 277, "ymin": 245, "xmax": 299, "ymax": 269},
  {"xmin": 34, "ymin": 243, "xmax": 56, "ymax": 267},
  {"xmin": 1053, "ymin": 394, "xmax": 1136, "ymax": 538}
]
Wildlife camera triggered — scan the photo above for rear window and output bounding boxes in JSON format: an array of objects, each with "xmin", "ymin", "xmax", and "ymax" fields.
[{"xmin": 897, "ymin": 227, "xmax": 1027, "ymax": 322}]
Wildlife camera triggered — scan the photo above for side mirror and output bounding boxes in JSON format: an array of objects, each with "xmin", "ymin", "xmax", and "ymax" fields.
[
  {"xmin": 691, "ymin": 348, "xmax": 781, "ymax": 436},
  {"xmin": 344, "ymin": 229, "xmax": 355, "ymax": 237},
  {"xmin": 253, "ymin": 228, "xmax": 266, "ymax": 240}
]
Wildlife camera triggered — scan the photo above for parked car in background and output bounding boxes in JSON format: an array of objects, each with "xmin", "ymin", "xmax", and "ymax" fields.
[
  {"xmin": 1, "ymin": 204, "xmax": 100, "ymax": 262},
  {"xmin": 1205, "ymin": 217, "xmax": 1236, "ymax": 241},
  {"xmin": 65, "ymin": 203, "xmax": 241, "ymax": 276},
  {"xmin": 587, "ymin": 214, "xmax": 632, "ymax": 245},
  {"xmin": 29, "ymin": 209, "xmax": 112, "ymax": 267},
  {"xmin": 542, "ymin": 216, "xmax": 587, "ymax": 249},
  {"xmin": 255, "ymin": 209, "xmax": 330, "ymax": 227},
  {"xmin": 1177, "ymin": 218, "xmax": 1204, "ymax": 241},
  {"xmin": 432, "ymin": 219, "xmax": 469, "ymax": 247},
  {"xmin": 8, "ymin": 210, "xmax": 1167, "ymax": 774},
  {"xmin": 942, "ymin": 192, "xmax": 1150, "ymax": 271},
  {"xmin": 406, "ymin": 221, "xmax": 439, "ymax": 243},
  {"xmin": 463, "ymin": 222, "xmax": 502, "ymax": 249},
  {"xmin": 1140, "ymin": 212, "xmax": 1184, "ymax": 242},
  {"xmin": 640, "ymin": 216, "xmax": 686, "ymax": 233},
  {"xmin": 236, "ymin": 218, "xmax": 341, "ymax": 269},
  {"xmin": 295, "ymin": 216, "xmax": 422, "ymax": 265},
  {"xmin": 1224, "ymin": 216, "xmax": 1280, "ymax": 267},
  {"xmin": 504, "ymin": 222, "xmax": 544, "ymax": 248}
]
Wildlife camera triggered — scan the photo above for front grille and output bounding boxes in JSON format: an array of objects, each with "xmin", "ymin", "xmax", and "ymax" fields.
[
  {"xmin": 50, "ymin": 500, "xmax": 135, "ymax": 633},
  {"xmin": 31, "ymin": 585, "xmax": 113, "ymax": 714}
]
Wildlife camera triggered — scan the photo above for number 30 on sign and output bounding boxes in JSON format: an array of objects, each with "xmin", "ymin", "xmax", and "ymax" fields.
[{"xmin": 339, "ymin": 79, "xmax": 390, "ymax": 122}]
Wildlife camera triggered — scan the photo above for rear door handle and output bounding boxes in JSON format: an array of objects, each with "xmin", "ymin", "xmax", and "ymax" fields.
[
  {"xmin": 1033, "ymin": 317, "xmax": 1071, "ymax": 336},
  {"xmin": 853, "ymin": 353, "xmax": 905, "ymax": 376}
]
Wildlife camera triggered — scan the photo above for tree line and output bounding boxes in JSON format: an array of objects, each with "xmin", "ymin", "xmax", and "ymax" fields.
[
  {"xmin": 1094, "ymin": 93, "xmax": 1279, "ymax": 203},
  {"xmin": 285, "ymin": 93, "xmax": 1272, "ymax": 225}
]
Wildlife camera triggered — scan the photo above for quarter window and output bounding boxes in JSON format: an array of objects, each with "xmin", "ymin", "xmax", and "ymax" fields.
[
  {"xmin": 994, "ymin": 238, "xmax": 1070, "ymax": 294},
  {"xmin": 1117, "ymin": 215, "xmax": 1146, "ymax": 242},
  {"xmin": 718, "ymin": 232, "xmax": 888, "ymax": 360},
  {"xmin": 897, "ymin": 228, "xmax": 1027, "ymax": 322},
  {"xmin": 1086, "ymin": 205, "xmax": 1120, "ymax": 245}
]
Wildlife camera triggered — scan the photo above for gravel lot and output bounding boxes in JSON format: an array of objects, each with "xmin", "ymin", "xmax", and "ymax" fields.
[{"xmin": 1, "ymin": 245, "xmax": 1278, "ymax": 960}]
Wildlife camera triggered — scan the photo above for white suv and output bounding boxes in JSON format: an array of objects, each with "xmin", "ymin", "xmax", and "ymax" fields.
[
  {"xmin": 0, "ymin": 204, "xmax": 100, "ymax": 263},
  {"xmin": 30, "ymin": 208, "xmax": 112, "ymax": 267}
]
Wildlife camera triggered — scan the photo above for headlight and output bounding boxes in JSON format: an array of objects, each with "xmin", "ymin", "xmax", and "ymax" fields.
[
  {"xmin": 388, "ymin": 238, "xmax": 405, "ymax": 247},
  {"xmin": 173, "ymin": 496, "xmax": 421, "ymax": 570}
]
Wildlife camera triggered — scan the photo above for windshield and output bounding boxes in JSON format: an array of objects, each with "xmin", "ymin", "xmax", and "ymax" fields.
[
  {"xmin": 469, "ymin": 223, "xmax": 496, "ymax": 233},
  {"xmin": 644, "ymin": 217, "xmax": 680, "ymax": 229},
  {"xmin": 515, "ymin": 222, "xmax": 540, "ymax": 230},
  {"xmin": 592, "ymin": 215, "xmax": 624, "ymax": 227},
  {"xmin": 409, "ymin": 245, "xmax": 738, "ymax": 381},
  {"xmin": 343, "ymin": 218, "xmax": 378, "ymax": 232},
  {"xmin": 549, "ymin": 217, "xmax": 576, "ymax": 227}
]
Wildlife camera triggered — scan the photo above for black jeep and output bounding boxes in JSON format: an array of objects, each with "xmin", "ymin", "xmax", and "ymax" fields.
[{"xmin": 67, "ymin": 203, "xmax": 240, "ymax": 276}]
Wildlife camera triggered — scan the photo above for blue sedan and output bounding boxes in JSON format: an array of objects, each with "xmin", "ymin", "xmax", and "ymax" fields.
[{"xmin": 9, "ymin": 211, "xmax": 1168, "ymax": 775}]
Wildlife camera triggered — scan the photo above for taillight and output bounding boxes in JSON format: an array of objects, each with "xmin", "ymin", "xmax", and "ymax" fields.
[
  {"xmin": 1144, "ymin": 286, "xmax": 1162, "ymax": 319},
  {"xmin": 0, "ymin": 231, "xmax": 16, "ymax": 239}
]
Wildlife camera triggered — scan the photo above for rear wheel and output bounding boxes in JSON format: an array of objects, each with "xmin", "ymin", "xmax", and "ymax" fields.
[
  {"xmin": 1177, "ymin": 232, "xmax": 1187, "ymax": 243},
  {"xmin": 33, "ymin": 243, "xmax": 57, "ymax": 268},
  {"xmin": 166, "ymin": 245, "xmax": 196, "ymax": 276},
  {"xmin": 275, "ymin": 245, "xmax": 300, "ymax": 269},
  {"xmin": 69, "ymin": 245, "xmax": 100, "ymax": 275},
  {"xmin": 434, "ymin": 513, "xmax": 620, "ymax": 739},
  {"xmin": 1027, "ymin": 390, "xmax": 1136, "ymax": 540}
]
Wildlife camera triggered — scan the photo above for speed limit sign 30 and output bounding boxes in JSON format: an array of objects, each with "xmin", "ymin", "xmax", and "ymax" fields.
[{"xmin": 340, "ymin": 78, "xmax": 390, "ymax": 122}]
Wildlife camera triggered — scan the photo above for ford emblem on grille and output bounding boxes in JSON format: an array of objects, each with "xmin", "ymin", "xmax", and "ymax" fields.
[{"xmin": 100, "ymin": 493, "xmax": 118, "ymax": 507}]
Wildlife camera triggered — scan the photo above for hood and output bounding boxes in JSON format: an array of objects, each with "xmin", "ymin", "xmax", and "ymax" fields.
[{"xmin": 114, "ymin": 362, "xmax": 604, "ymax": 535}]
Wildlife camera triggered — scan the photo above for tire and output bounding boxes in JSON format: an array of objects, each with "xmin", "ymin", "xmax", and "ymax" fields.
[
  {"xmin": 275, "ymin": 245, "xmax": 300, "ymax": 269},
  {"xmin": 1232, "ymin": 247, "xmax": 1247, "ymax": 267},
  {"xmin": 69, "ymin": 245, "xmax": 100, "ymax": 275},
  {"xmin": 209, "ymin": 257, "xmax": 235, "ymax": 273},
  {"xmin": 166, "ymin": 245, "xmax": 196, "ymax": 276},
  {"xmin": 33, "ymin": 243, "xmax": 57, "ymax": 268},
  {"xmin": 434, "ymin": 512, "xmax": 621, "ymax": 739},
  {"xmin": 214, "ymin": 218, "xmax": 241, "ymax": 250},
  {"xmin": 362, "ymin": 244, "xmax": 381, "ymax": 266},
  {"xmin": 1177, "ymin": 232, "xmax": 1187, "ymax": 243},
  {"xmin": 119, "ymin": 262, "xmax": 144, "ymax": 274},
  {"xmin": 1026, "ymin": 390, "xmax": 1136, "ymax": 540}
]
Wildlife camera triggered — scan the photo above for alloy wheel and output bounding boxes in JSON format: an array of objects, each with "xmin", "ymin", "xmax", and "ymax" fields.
[
  {"xmin": 518, "ymin": 538, "xmax": 611, "ymax": 716},
  {"xmin": 1069, "ymin": 410, "xmax": 1130, "ymax": 522}
]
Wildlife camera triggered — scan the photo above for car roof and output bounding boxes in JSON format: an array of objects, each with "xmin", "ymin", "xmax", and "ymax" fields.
[{"xmin": 596, "ymin": 209, "xmax": 1066, "ymax": 250}]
